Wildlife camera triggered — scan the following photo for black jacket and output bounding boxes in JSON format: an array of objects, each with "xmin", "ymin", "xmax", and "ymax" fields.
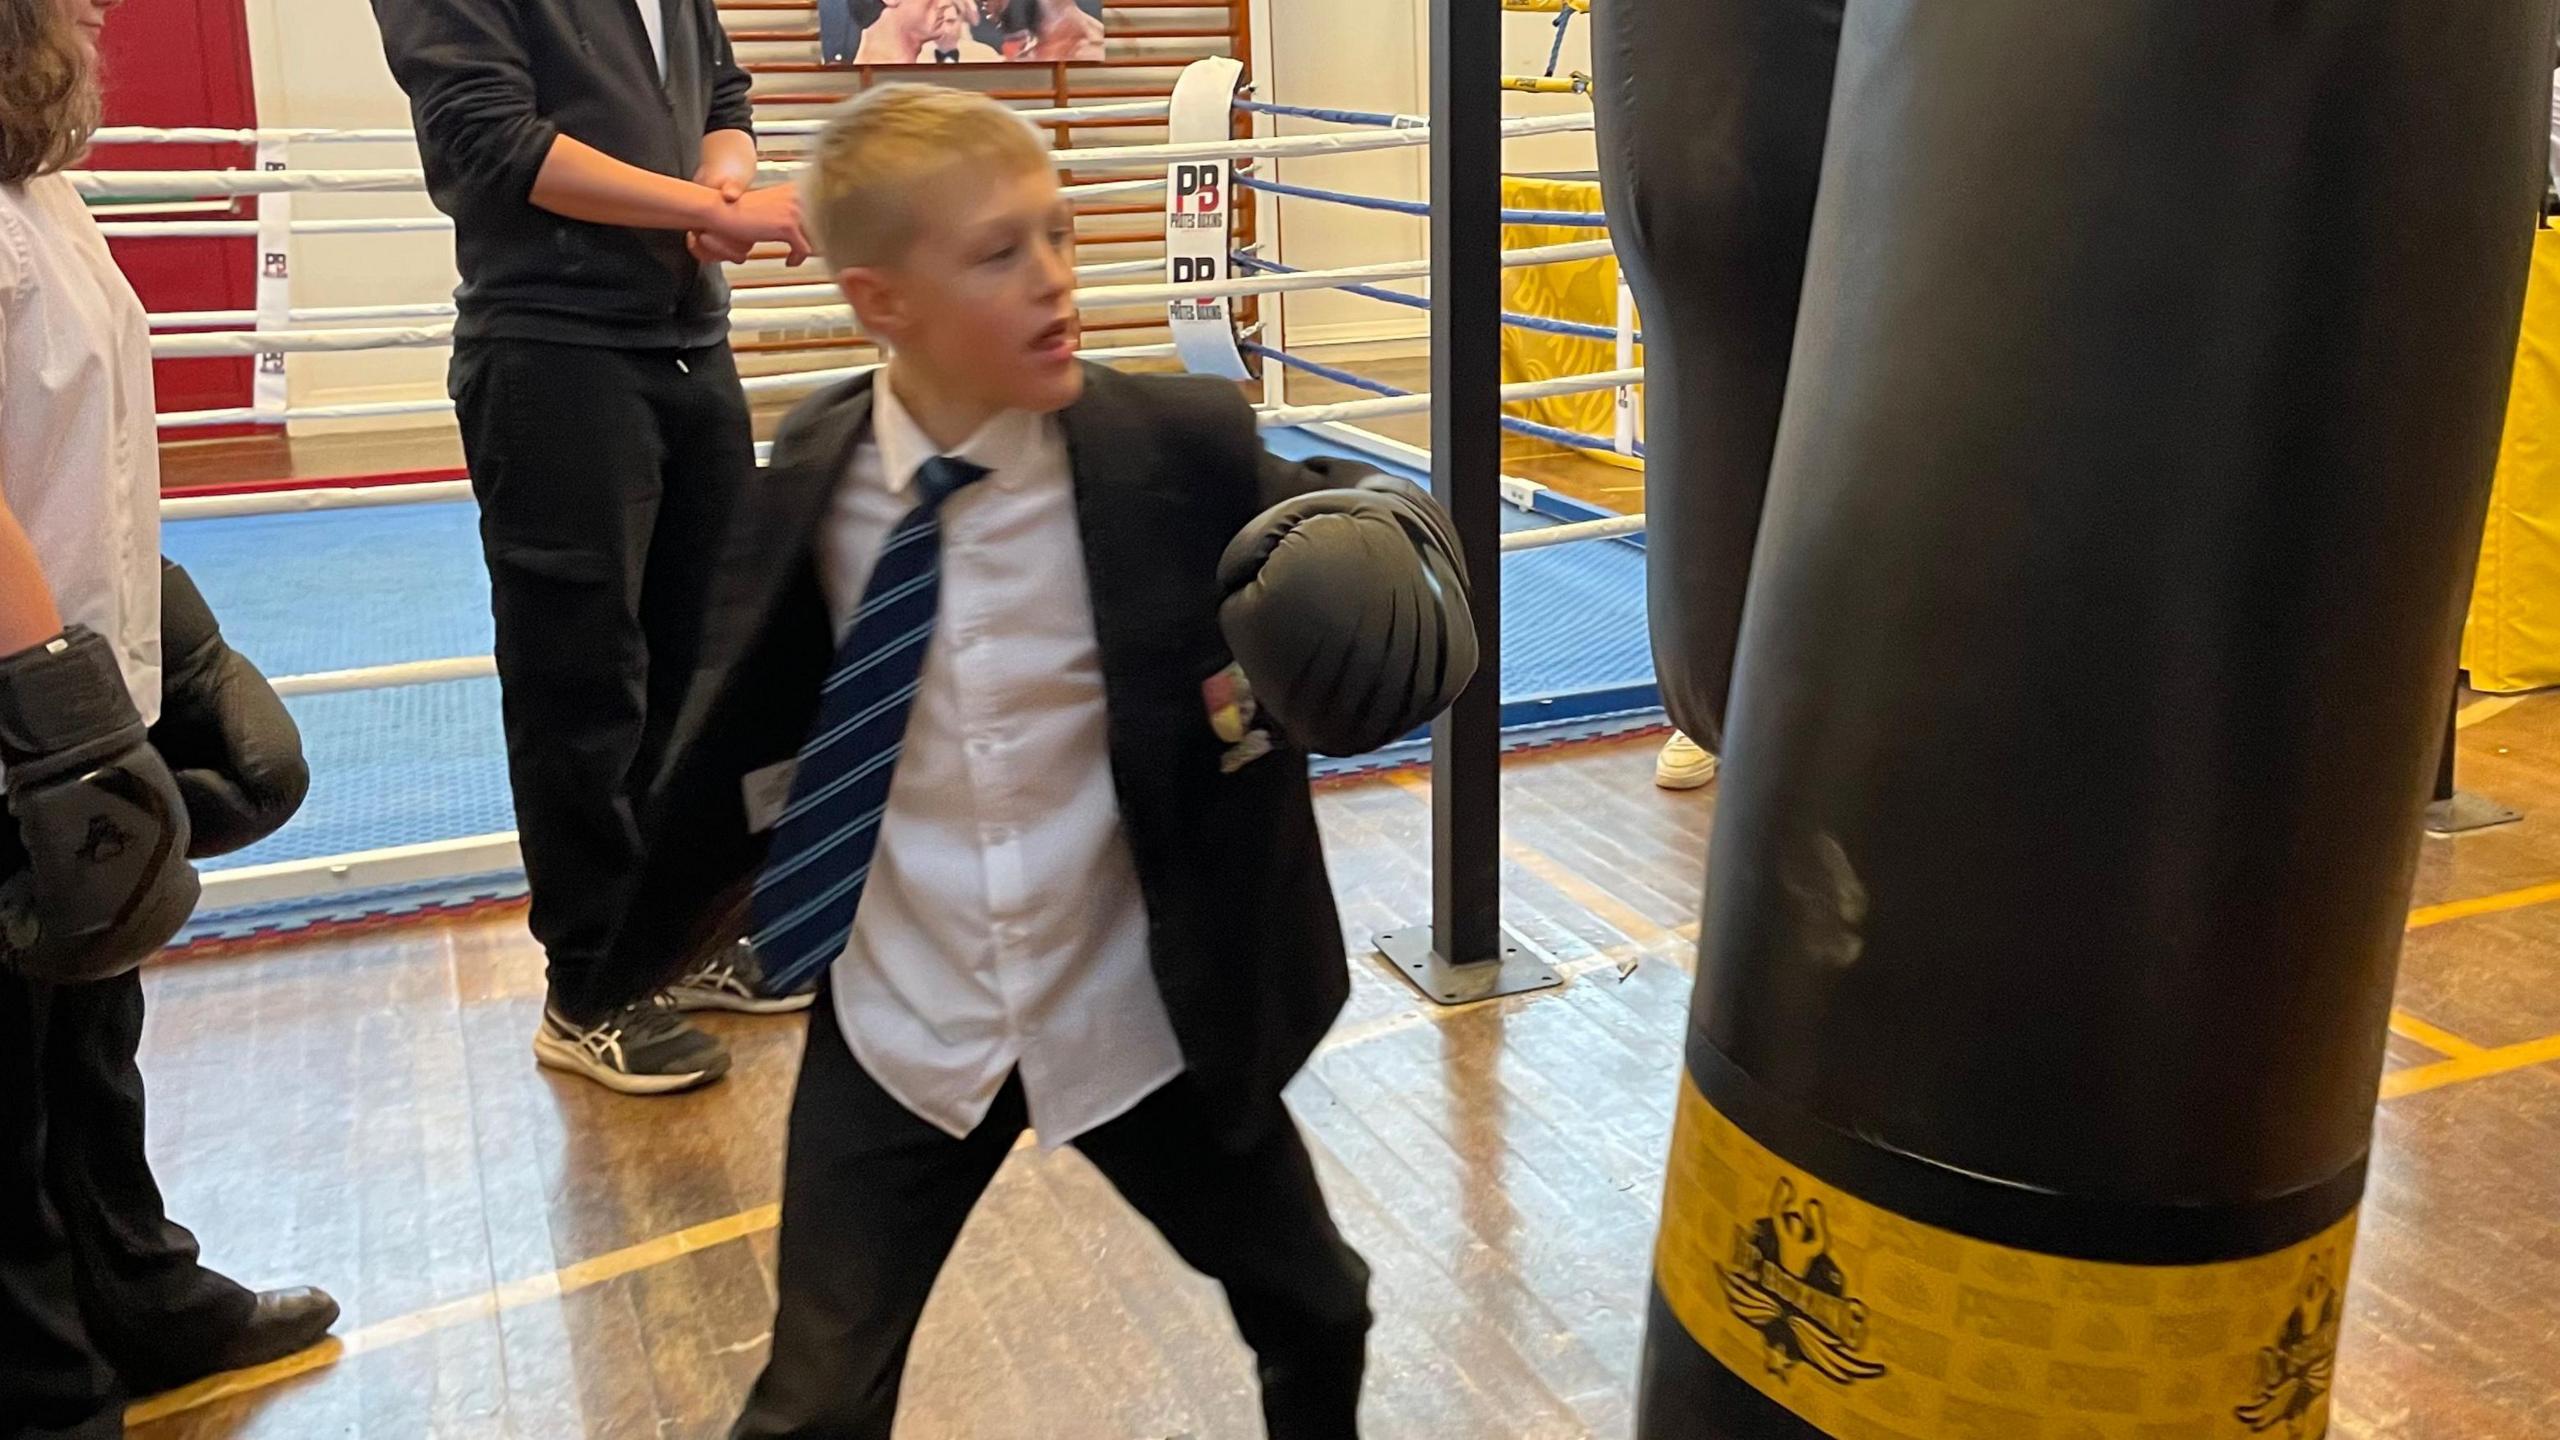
[
  {"xmin": 370, "ymin": 0, "xmax": 754, "ymax": 349},
  {"xmin": 613, "ymin": 366, "xmax": 1418, "ymax": 1148}
]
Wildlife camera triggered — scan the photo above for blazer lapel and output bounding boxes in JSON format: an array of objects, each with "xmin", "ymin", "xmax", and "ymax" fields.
[
  {"xmin": 771, "ymin": 375, "xmax": 875, "ymax": 535},
  {"xmin": 696, "ymin": 374, "xmax": 874, "ymax": 667},
  {"xmin": 1058, "ymin": 365, "xmax": 1151, "ymax": 677}
]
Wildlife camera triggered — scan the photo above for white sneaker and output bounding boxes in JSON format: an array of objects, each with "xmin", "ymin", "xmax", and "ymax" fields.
[
  {"xmin": 1654, "ymin": 731, "xmax": 1720, "ymax": 791},
  {"xmin": 532, "ymin": 994, "xmax": 732, "ymax": 1095},
  {"xmin": 667, "ymin": 939, "xmax": 817, "ymax": 1016}
]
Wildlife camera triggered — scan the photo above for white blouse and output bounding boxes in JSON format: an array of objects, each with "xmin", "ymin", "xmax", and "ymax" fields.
[{"xmin": 0, "ymin": 171, "xmax": 161, "ymax": 720}]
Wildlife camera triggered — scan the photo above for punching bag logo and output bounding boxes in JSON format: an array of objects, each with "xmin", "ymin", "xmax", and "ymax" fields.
[
  {"xmin": 1715, "ymin": 1178, "xmax": 1887, "ymax": 1386},
  {"xmin": 2235, "ymin": 1260, "xmax": 2339, "ymax": 1436}
]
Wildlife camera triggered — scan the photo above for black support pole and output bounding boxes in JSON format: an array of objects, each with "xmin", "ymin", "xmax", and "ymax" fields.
[
  {"xmin": 2434, "ymin": 676, "xmax": 2461, "ymax": 806},
  {"xmin": 1375, "ymin": 0, "xmax": 1560, "ymax": 1005},
  {"xmin": 1429, "ymin": 0, "xmax": 1502, "ymax": 969},
  {"xmin": 2426, "ymin": 667, "xmax": 2522, "ymax": 836}
]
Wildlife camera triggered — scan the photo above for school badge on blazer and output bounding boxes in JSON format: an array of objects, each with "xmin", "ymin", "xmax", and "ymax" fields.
[{"xmin": 1203, "ymin": 662, "xmax": 1273, "ymax": 773}]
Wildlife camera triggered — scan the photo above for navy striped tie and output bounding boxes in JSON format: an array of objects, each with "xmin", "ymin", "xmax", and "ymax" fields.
[{"xmin": 751, "ymin": 454, "xmax": 989, "ymax": 991}]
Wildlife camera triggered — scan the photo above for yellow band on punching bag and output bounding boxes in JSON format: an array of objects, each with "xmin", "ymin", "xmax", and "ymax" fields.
[{"xmin": 1654, "ymin": 1072, "xmax": 2357, "ymax": 1438}]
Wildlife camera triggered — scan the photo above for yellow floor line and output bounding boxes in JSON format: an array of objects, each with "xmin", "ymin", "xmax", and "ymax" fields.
[
  {"xmin": 2387, "ymin": 1011, "xmax": 2486, "ymax": 1059},
  {"xmin": 2381, "ymin": 1032, "xmax": 2560, "ymax": 1101},
  {"xmin": 126, "ymin": 1203, "xmax": 783, "ymax": 1424},
  {"xmin": 2407, "ymin": 879, "xmax": 2560, "ymax": 931}
]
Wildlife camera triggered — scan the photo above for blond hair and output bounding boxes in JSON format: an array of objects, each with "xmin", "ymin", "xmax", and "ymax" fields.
[
  {"xmin": 0, "ymin": 0, "xmax": 98, "ymax": 185},
  {"xmin": 800, "ymin": 84, "xmax": 1051, "ymax": 270}
]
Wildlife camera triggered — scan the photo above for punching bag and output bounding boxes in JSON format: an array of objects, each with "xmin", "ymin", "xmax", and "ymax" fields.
[
  {"xmin": 1592, "ymin": 0, "xmax": 1839, "ymax": 751},
  {"xmin": 1595, "ymin": 3, "xmax": 2557, "ymax": 1437}
]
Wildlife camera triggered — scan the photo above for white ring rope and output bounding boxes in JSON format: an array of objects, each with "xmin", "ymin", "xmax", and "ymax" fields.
[
  {"xmin": 77, "ymin": 168, "xmax": 1171, "ymax": 204},
  {"xmin": 91, "ymin": 101, "xmax": 1172, "ymax": 149},
  {"xmin": 75, "ymin": 168, "xmax": 429, "ymax": 199},
  {"xmin": 76, "ymin": 113, "xmax": 1594, "ymax": 201},
  {"xmin": 272, "ymin": 656, "xmax": 496, "ymax": 698},
  {"xmin": 145, "ymin": 258, "xmax": 1166, "ymax": 332},
  {"xmin": 165, "ymin": 481, "xmax": 476, "ymax": 522},
  {"xmin": 155, "ymin": 342, "xmax": 1185, "ymax": 433},
  {"xmin": 102, "ymin": 183, "xmax": 1161, "ymax": 242},
  {"xmin": 1496, "ymin": 513, "xmax": 1648, "ymax": 552},
  {"xmin": 99, "ymin": 216, "xmax": 458, "ymax": 240},
  {"xmin": 158, "ymin": 397, "xmax": 460, "ymax": 432},
  {"xmin": 148, "ymin": 240, "xmax": 1616, "ymax": 358}
]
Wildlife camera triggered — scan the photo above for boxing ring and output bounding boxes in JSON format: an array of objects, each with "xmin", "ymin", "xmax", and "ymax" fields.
[{"xmin": 88, "ymin": 48, "xmax": 1655, "ymax": 947}]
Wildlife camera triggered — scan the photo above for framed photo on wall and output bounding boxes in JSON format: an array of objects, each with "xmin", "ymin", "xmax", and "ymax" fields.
[{"xmin": 822, "ymin": 0, "xmax": 1108, "ymax": 65}]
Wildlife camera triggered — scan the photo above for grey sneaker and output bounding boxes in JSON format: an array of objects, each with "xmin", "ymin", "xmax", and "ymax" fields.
[
  {"xmin": 533, "ymin": 994, "xmax": 732, "ymax": 1095},
  {"xmin": 667, "ymin": 939, "xmax": 818, "ymax": 1016}
]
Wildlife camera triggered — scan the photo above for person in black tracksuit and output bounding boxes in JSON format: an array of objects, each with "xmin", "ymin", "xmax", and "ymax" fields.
[{"xmin": 369, "ymin": 0, "xmax": 815, "ymax": 1094}]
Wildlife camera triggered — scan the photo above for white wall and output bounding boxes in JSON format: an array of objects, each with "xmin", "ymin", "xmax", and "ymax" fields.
[
  {"xmin": 1259, "ymin": 0, "xmax": 1597, "ymax": 351},
  {"xmin": 242, "ymin": 0, "xmax": 459, "ymax": 432}
]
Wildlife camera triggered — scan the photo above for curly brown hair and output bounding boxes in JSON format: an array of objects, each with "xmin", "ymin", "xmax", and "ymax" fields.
[{"xmin": 0, "ymin": 0, "xmax": 98, "ymax": 185}]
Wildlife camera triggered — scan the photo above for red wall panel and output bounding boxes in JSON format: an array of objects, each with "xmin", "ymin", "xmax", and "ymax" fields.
[{"xmin": 88, "ymin": 0, "xmax": 261, "ymax": 431}]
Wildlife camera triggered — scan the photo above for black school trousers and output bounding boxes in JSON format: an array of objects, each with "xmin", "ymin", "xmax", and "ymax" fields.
[
  {"xmin": 733, "ymin": 993, "xmax": 1374, "ymax": 1439},
  {"xmin": 449, "ymin": 337, "xmax": 754, "ymax": 1020},
  {"xmin": 0, "ymin": 966, "xmax": 259, "ymax": 1439}
]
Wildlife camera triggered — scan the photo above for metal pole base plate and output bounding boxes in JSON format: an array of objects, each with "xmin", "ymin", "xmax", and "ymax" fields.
[
  {"xmin": 1376, "ymin": 926, "xmax": 1563, "ymax": 1007},
  {"xmin": 2426, "ymin": 790, "xmax": 2523, "ymax": 836}
]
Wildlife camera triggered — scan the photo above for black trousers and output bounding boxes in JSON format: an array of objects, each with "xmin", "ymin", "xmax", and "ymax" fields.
[
  {"xmin": 449, "ymin": 337, "xmax": 755, "ymax": 1019},
  {"xmin": 0, "ymin": 969, "xmax": 258, "ymax": 1439},
  {"xmin": 735, "ymin": 996, "xmax": 1373, "ymax": 1439}
]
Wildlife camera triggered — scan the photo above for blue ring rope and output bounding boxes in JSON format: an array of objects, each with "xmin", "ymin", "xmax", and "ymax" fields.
[
  {"xmin": 1546, "ymin": 8, "xmax": 1575, "ymax": 78},
  {"xmin": 1231, "ymin": 253, "xmax": 1641, "ymax": 348},
  {"xmin": 1241, "ymin": 340, "xmax": 1642, "ymax": 459},
  {"xmin": 1234, "ymin": 174, "xmax": 1610, "ymax": 231},
  {"xmin": 1231, "ymin": 99, "xmax": 1412, "ymax": 130}
]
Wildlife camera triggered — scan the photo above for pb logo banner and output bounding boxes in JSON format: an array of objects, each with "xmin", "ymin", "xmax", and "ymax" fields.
[{"xmin": 1163, "ymin": 57, "xmax": 1249, "ymax": 380}]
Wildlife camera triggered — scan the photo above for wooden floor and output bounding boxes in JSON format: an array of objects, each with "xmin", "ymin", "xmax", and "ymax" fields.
[{"xmin": 109, "ymin": 693, "xmax": 2560, "ymax": 1439}]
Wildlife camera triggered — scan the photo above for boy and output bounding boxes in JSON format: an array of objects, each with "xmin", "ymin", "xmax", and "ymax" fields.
[{"xmin": 610, "ymin": 85, "xmax": 1475, "ymax": 1438}]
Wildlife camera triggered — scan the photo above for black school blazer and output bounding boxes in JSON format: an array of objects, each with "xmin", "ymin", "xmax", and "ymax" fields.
[{"xmin": 614, "ymin": 363, "xmax": 1408, "ymax": 1148}]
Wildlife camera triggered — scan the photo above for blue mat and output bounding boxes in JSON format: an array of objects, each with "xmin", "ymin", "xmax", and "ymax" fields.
[{"xmin": 162, "ymin": 428, "xmax": 1657, "ymax": 936}]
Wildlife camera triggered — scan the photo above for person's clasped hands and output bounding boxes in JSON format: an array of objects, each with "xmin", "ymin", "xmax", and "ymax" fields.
[{"xmin": 688, "ymin": 152, "xmax": 812, "ymax": 267}]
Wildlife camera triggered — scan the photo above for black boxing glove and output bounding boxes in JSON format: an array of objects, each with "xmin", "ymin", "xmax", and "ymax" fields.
[
  {"xmin": 0, "ymin": 627, "xmax": 200, "ymax": 985},
  {"xmin": 151, "ymin": 558, "xmax": 309, "ymax": 857},
  {"xmin": 1217, "ymin": 481, "xmax": 1479, "ymax": 757}
]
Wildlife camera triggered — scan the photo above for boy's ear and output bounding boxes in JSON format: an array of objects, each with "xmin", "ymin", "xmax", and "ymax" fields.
[{"xmin": 836, "ymin": 267, "xmax": 899, "ymax": 343}]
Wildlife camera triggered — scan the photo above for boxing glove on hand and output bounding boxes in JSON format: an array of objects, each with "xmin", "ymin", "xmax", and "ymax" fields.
[
  {"xmin": 152, "ymin": 559, "xmax": 309, "ymax": 857},
  {"xmin": 1217, "ymin": 484, "xmax": 1479, "ymax": 757},
  {"xmin": 0, "ymin": 627, "xmax": 200, "ymax": 985}
]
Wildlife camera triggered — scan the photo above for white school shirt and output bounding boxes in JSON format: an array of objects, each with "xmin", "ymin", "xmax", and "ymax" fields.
[
  {"xmin": 813, "ymin": 377, "xmax": 1184, "ymax": 1148},
  {"xmin": 635, "ymin": 0, "xmax": 668, "ymax": 80},
  {"xmin": 0, "ymin": 173, "xmax": 161, "ymax": 729}
]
